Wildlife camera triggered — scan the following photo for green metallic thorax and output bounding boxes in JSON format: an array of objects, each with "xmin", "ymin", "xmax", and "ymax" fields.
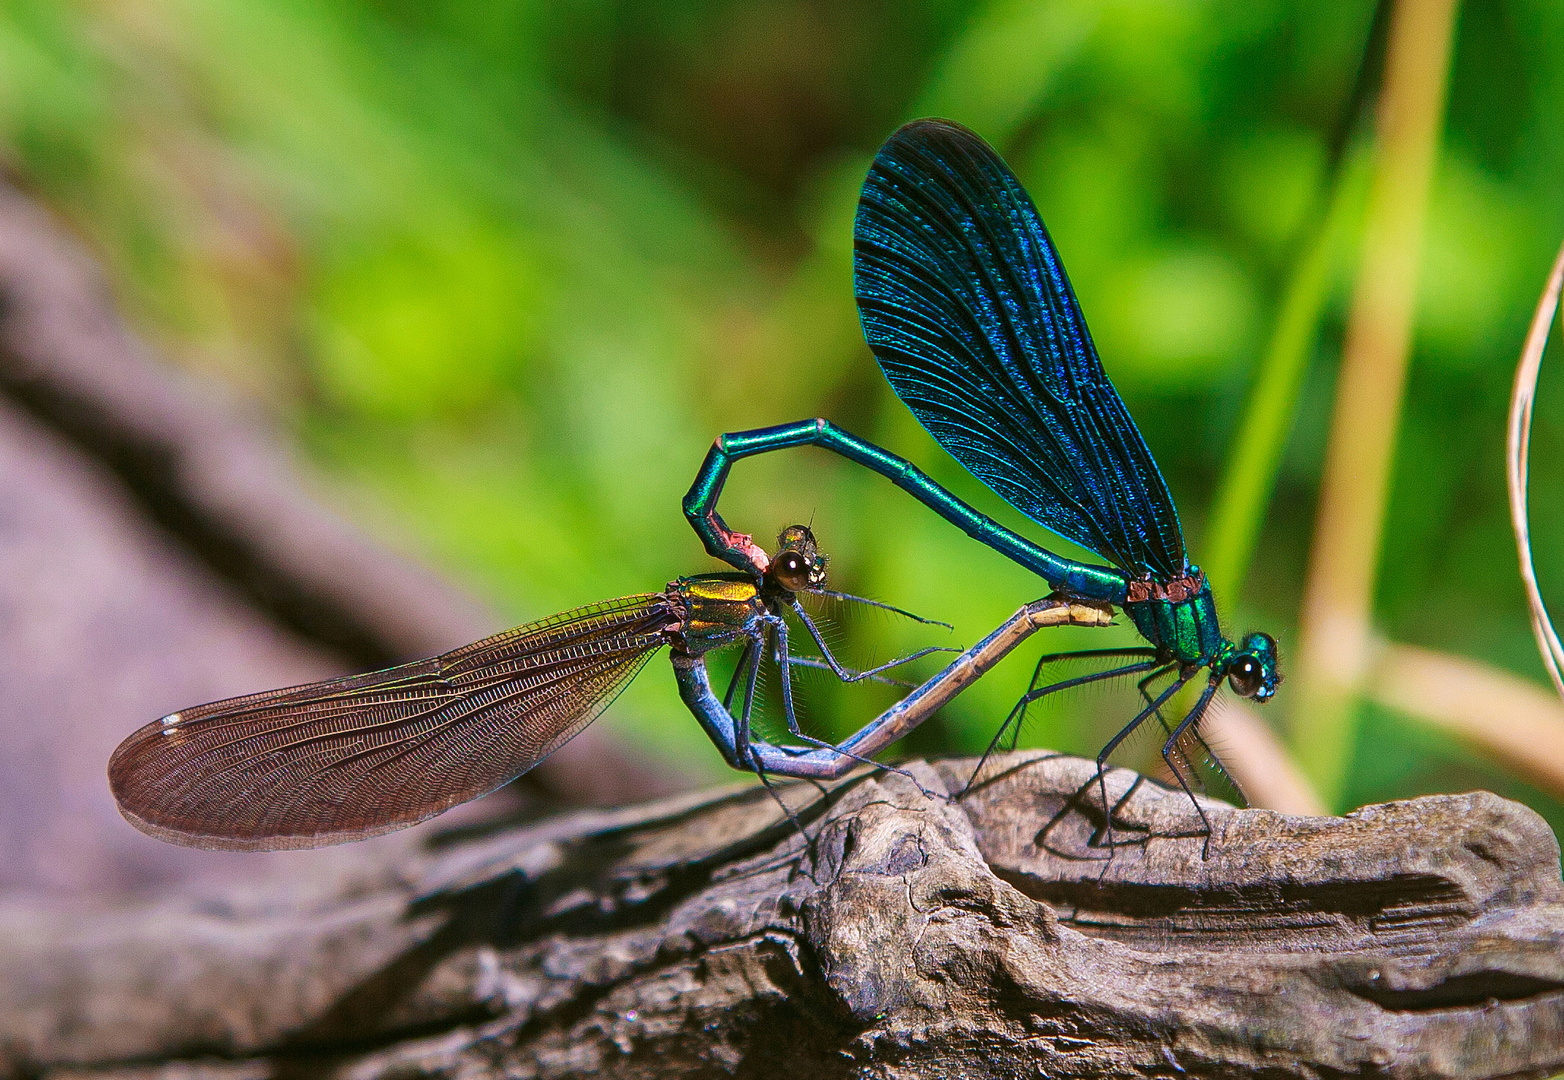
[{"xmin": 1123, "ymin": 580, "xmax": 1229, "ymax": 666}]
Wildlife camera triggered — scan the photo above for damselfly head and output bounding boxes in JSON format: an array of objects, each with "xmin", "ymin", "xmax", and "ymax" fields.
[
  {"xmin": 1226, "ymin": 632, "xmax": 1280, "ymax": 702},
  {"xmin": 768, "ymin": 524, "xmax": 828, "ymax": 593}
]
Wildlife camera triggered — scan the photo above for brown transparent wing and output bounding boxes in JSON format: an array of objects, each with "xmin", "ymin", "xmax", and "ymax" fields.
[{"xmin": 109, "ymin": 595, "xmax": 675, "ymax": 851}]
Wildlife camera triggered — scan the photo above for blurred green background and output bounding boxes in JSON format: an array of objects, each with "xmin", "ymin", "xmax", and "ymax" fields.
[{"xmin": 3, "ymin": 0, "xmax": 1563, "ymax": 821}]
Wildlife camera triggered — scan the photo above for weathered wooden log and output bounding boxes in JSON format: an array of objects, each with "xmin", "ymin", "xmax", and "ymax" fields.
[{"xmin": 4, "ymin": 750, "xmax": 1561, "ymax": 1078}]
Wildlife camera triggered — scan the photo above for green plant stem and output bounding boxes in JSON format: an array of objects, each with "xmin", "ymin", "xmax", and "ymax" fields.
[{"xmin": 1202, "ymin": 153, "xmax": 1368, "ymax": 607}]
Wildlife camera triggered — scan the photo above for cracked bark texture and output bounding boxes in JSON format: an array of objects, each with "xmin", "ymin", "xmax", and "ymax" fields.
[{"xmin": 4, "ymin": 751, "xmax": 1561, "ymax": 1079}]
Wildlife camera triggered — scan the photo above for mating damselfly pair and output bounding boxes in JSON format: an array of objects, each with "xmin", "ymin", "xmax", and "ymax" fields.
[{"xmin": 110, "ymin": 119, "xmax": 1280, "ymax": 855}]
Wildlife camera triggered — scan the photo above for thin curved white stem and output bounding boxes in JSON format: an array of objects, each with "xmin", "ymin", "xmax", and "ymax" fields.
[{"xmin": 1507, "ymin": 235, "xmax": 1564, "ymax": 703}]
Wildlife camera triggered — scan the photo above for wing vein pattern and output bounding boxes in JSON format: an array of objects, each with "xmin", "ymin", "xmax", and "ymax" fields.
[
  {"xmin": 108, "ymin": 595, "xmax": 675, "ymax": 850},
  {"xmin": 853, "ymin": 118, "xmax": 1187, "ymax": 579}
]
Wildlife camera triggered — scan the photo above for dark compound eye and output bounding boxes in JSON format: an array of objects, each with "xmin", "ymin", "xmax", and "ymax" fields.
[
  {"xmin": 1228, "ymin": 656, "xmax": 1262, "ymax": 698},
  {"xmin": 772, "ymin": 550, "xmax": 811, "ymax": 592}
]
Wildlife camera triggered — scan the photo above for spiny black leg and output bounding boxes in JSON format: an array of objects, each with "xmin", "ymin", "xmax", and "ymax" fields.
[
  {"xmin": 727, "ymin": 625, "xmax": 814, "ymax": 850},
  {"xmin": 963, "ymin": 653, "xmax": 1160, "ymax": 795},
  {"xmin": 1138, "ymin": 666, "xmax": 1247, "ymax": 809},
  {"xmin": 1027, "ymin": 648, "xmax": 1161, "ymax": 700},
  {"xmin": 1137, "ymin": 664, "xmax": 1180, "ymax": 738},
  {"xmin": 789, "ymin": 599, "xmax": 955, "ymax": 682},
  {"xmin": 766, "ymin": 613, "xmax": 940, "ymax": 798},
  {"xmin": 970, "ymin": 689, "xmax": 1045, "ymax": 794},
  {"xmin": 733, "ymin": 628, "xmax": 766, "ymax": 768},
  {"xmin": 1002, "ymin": 648, "xmax": 1068, "ymax": 755},
  {"xmin": 784, "ymin": 653, "xmax": 916, "ymax": 688},
  {"xmin": 767, "ymin": 615, "xmax": 800, "ymax": 741},
  {"xmin": 723, "ymin": 638, "xmax": 760, "ymax": 713},
  {"xmin": 1188, "ymin": 727, "xmax": 1247, "ymax": 808},
  {"xmin": 970, "ymin": 655, "xmax": 1160, "ymax": 793},
  {"xmin": 751, "ymin": 757, "xmax": 813, "ymax": 853},
  {"xmin": 1085, "ymin": 774, "xmax": 1147, "ymax": 855},
  {"xmin": 1004, "ymin": 719, "xmax": 1024, "ymax": 754},
  {"xmin": 1161, "ymin": 679, "xmax": 1223, "ymax": 859},
  {"xmin": 806, "ymin": 588, "xmax": 954, "ymax": 629},
  {"xmin": 1094, "ymin": 673, "xmax": 1191, "ymax": 862},
  {"xmin": 1003, "ymin": 648, "xmax": 1159, "ymax": 758}
]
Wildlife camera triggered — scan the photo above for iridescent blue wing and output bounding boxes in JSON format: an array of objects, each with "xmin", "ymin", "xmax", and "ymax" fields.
[{"xmin": 854, "ymin": 118, "xmax": 1187, "ymax": 580}]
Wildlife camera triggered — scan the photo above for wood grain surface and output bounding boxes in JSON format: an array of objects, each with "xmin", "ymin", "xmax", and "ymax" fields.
[{"xmin": 3, "ymin": 751, "xmax": 1560, "ymax": 1078}]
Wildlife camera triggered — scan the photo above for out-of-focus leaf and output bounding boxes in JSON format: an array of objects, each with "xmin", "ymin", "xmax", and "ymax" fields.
[
  {"xmin": 311, "ymin": 224, "xmax": 549, "ymax": 419},
  {"xmin": 1219, "ymin": 126, "xmax": 1328, "ymax": 258},
  {"xmin": 1093, "ymin": 244, "xmax": 1260, "ymax": 390},
  {"xmin": 915, "ymin": 0, "xmax": 1103, "ymax": 143},
  {"xmin": 1418, "ymin": 152, "xmax": 1532, "ymax": 362}
]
